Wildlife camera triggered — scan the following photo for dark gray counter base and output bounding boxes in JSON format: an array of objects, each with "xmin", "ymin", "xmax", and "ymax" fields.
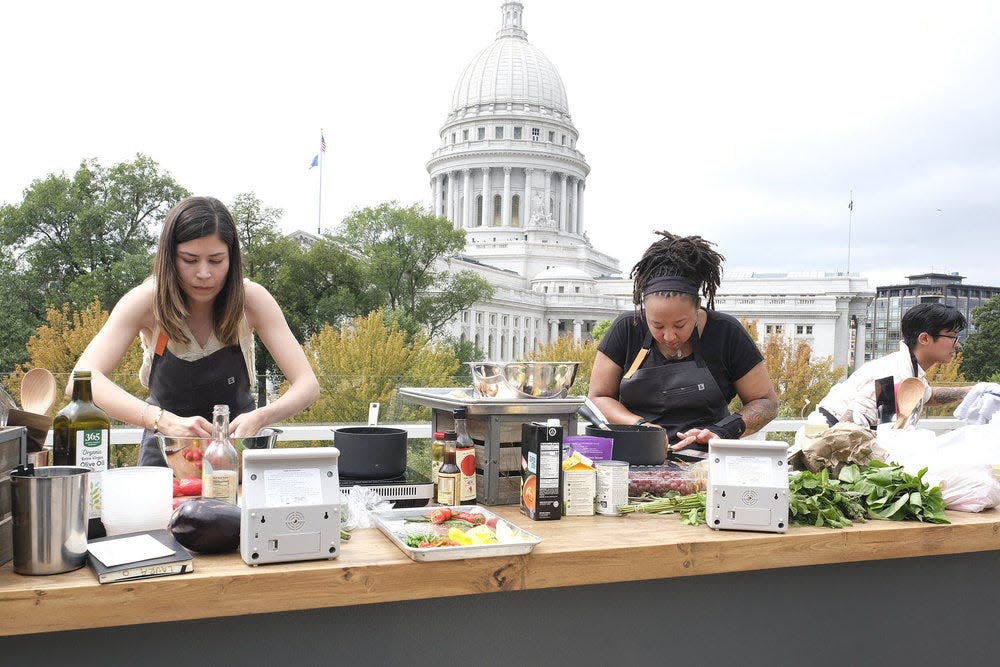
[{"xmin": 4, "ymin": 549, "xmax": 996, "ymax": 666}]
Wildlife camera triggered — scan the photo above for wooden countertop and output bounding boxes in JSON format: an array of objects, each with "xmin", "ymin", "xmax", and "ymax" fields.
[{"xmin": 2, "ymin": 505, "xmax": 1000, "ymax": 637}]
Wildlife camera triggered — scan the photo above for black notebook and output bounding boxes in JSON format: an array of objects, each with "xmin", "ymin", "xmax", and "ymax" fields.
[{"xmin": 87, "ymin": 529, "xmax": 194, "ymax": 584}]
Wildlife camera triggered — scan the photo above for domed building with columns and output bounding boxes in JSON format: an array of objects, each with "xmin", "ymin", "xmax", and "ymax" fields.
[
  {"xmin": 430, "ymin": 1, "xmax": 629, "ymax": 359},
  {"xmin": 421, "ymin": 1, "xmax": 874, "ymax": 369}
]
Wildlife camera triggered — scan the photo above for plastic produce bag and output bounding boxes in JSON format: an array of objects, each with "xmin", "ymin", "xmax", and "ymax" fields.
[
  {"xmin": 929, "ymin": 463, "xmax": 1000, "ymax": 513},
  {"xmin": 341, "ymin": 486, "xmax": 393, "ymax": 530}
]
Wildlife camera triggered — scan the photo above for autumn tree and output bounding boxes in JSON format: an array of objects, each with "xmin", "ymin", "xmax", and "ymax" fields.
[
  {"xmin": 526, "ymin": 335, "xmax": 598, "ymax": 397},
  {"xmin": 291, "ymin": 310, "xmax": 461, "ymax": 424},
  {"xmin": 2, "ymin": 300, "xmax": 145, "ymax": 415},
  {"xmin": 924, "ymin": 352, "xmax": 967, "ymax": 416},
  {"xmin": 759, "ymin": 336, "xmax": 845, "ymax": 418}
]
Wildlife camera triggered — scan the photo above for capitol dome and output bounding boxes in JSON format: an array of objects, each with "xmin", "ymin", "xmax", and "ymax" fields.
[
  {"xmin": 451, "ymin": 15, "xmax": 568, "ymax": 114},
  {"xmin": 427, "ymin": 1, "xmax": 619, "ymax": 291}
]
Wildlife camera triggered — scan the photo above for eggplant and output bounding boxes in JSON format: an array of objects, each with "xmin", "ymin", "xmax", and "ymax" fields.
[{"xmin": 169, "ymin": 498, "xmax": 241, "ymax": 554}]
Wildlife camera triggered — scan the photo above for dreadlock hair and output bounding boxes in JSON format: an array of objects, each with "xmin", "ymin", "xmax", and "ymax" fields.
[{"xmin": 629, "ymin": 231, "xmax": 725, "ymax": 317}]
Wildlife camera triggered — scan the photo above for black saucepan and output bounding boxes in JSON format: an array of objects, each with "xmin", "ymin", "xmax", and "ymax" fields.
[
  {"xmin": 585, "ymin": 424, "xmax": 666, "ymax": 466},
  {"xmin": 334, "ymin": 426, "xmax": 408, "ymax": 479}
]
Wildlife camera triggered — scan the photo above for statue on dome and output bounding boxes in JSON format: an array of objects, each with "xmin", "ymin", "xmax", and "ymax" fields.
[{"xmin": 529, "ymin": 191, "xmax": 555, "ymax": 228}]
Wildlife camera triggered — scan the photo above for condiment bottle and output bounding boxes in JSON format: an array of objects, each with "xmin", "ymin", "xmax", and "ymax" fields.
[
  {"xmin": 431, "ymin": 430, "xmax": 445, "ymax": 497},
  {"xmin": 202, "ymin": 404, "xmax": 239, "ymax": 505},
  {"xmin": 453, "ymin": 407, "xmax": 476, "ymax": 506},
  {"xmin": 53, "ymin": 369, "xmax": 110, "ymax": 539},
  {"xmin": 436, "ymin": 430, "xmax": 460, "ymax": 506}
]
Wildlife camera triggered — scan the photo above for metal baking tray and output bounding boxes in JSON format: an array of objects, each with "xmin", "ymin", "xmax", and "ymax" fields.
[
  {"xmin": 373, "ymin": 505, "xmax": 542, "ymax": 562},
  {"xmin": 399, "ymin": 387, "xmax": 585, "ymax": 416}
]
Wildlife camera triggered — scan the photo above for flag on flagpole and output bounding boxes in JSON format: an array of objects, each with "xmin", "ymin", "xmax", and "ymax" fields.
[
  {"xmin": 848, "ymin": 199, "xmax": 853, "ymax": 212},
  {"xmin": 320, "ymin": 132, "xmax": 327, "ymax": 154},
  {"xmin": 310, "ymin": 155, "xmax": 319, "ymax": 169}
]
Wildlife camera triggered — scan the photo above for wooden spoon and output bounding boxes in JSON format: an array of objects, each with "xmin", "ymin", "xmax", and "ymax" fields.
[
  {"xmin": 894, "ymin": 377, "xmax": 925, "ymax": 429},
  {"xmin": 20, "ymin": 368, "xmax": 57, "ymax": 415}
]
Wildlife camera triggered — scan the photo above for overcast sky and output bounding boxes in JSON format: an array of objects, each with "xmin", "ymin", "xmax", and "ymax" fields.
[{"xmin": 4, "ymin": 0, "xmax": 999, "ymax": 288}]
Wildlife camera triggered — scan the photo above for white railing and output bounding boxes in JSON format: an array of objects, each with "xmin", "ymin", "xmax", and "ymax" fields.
[
  {"xmin": 48, "ymin": 417, "xmax": 966, "ymax": 448},
  {"xmin": 45, "ymin": 423, "xmax": 433, "ymax": 448}
]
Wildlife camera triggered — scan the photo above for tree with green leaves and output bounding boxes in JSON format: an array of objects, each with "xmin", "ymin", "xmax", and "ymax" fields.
[
  {"xmin": 335, "ymin": 202, "xmax": 494, "ymax": 338},
  {"xmin": 959, "ymin": 294, "xmax": 1000, "ymax": 381},
  {"xmin": 0, "ymin": 154, "xmax": 187, "ymax": 374}
]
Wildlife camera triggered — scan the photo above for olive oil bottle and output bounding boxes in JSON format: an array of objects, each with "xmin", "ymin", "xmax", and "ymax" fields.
[{"xmin": 53, "ymin": 369, "xmax": 110, "ymax": 539}]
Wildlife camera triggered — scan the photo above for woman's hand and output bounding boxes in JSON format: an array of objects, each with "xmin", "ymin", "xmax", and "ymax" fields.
[
  {"xmin": 158, "ymin": 411, "xmax": 212, "ymax": 438},
  {"xmin": 671, "ymin": 428, "xmax": 717, "ymax": 452},
  {"xmin": 230, "ymin": 409, "xmax": 269, "ymax": 438}
]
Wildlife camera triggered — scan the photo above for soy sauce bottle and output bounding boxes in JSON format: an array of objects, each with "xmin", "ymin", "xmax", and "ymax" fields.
[
  {"xmin": 436, "ymin": 431, "xmax": 460, "ymax": 506},
  {"xmin": 53, "ymin": 370, "xmax": 110, "ymax": 539}
]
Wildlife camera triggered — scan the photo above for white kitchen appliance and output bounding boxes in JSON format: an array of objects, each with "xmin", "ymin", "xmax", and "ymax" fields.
[
  {"xmin": 240, "ymin": 447, "xmax": 341, "ymax": 565},
  {"xmin": 707, "ymin": 439, "xmax": 789, "ymax": 533}
]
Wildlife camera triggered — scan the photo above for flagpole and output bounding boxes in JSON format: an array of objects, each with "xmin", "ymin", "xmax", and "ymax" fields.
[
  {"xmin": 847, "ymin": 189, "xmax": 853, "ymax": 274},
  {"xmin": 317, "ymin": 128, "xmax": 324, "ymax": 234}
]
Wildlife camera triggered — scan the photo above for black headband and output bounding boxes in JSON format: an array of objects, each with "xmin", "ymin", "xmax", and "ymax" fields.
[{"xmin": 642, "ymin": 276, "xmax": 700, "ymax": 297}]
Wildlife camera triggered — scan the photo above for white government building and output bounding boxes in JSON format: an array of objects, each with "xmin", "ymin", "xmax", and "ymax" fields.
[{"xmin": 428, "ymin": 2, "xmax": 873, "ymax": 370}]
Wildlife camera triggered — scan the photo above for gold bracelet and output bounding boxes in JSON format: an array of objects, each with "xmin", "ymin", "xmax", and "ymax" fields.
[{"xmin": 151, "ymin": 407, "xmax": 164, "ymax": 433}]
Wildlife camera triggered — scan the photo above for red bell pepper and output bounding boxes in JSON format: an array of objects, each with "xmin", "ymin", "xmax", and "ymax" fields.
[{"xmin": 429, "ymin": 507, "xmax": 453, "ymax": 524}]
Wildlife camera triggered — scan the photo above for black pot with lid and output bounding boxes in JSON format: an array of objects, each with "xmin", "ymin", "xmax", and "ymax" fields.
[{"xmin": 333, "ymin": 426, "xmax": 408, "ymax": 479}]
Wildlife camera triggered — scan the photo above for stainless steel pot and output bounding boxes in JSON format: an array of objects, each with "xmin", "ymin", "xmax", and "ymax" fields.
[
  {"xmin": 11, "ymin": 465, "xmax": 90, "ymax": 575},
  {"xmin": 585, "ymin": 424, "xmax": 666, "ymax": 465},
  {"xmin": 333, "ymin": 426, "xmax": 407, "ymax": 479}
]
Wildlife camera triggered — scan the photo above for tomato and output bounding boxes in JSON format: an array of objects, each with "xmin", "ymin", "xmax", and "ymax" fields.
[
  {"xmin": 429, "ymin": 507, "xmax": 453, "ymax": 524},
  {"xmin": 486, "ymin": 517, "xmax": 498, "ymax": 529},
  {"xmin": 177, "ymin": 477, "xmax": 203, "ymax": 497},
  {"xmin": 454, "ymin": 511, "xmax": 484, "ymax": 525}
]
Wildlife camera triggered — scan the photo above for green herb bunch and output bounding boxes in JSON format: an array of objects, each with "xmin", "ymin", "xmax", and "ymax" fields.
[
  {"xmin": 788, "ymin": 469, "xmax": 868, "ymax": 528},
  {"xmin": 838, "ymin": 461, "xmax": 949, "ymax": 524}
]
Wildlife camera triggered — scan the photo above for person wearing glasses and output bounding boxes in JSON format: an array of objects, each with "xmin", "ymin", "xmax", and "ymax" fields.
[{"xmin": 816, "ymin": 303, "xmax": 971, "ymax": 428}]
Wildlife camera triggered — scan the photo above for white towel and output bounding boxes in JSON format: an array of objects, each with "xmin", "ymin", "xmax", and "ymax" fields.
[{"xmin": 954, "ymin": 383, "xmax": 1000, "ymax": 425}]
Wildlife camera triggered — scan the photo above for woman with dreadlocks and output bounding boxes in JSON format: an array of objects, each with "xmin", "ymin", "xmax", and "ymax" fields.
[{"xmin": 589, "ymin": 232, "xmax": 777, "ymax": 460}]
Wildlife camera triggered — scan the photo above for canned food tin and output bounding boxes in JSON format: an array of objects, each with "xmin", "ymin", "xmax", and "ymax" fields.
[{"xmin": 595, "ymin": 460, "xmax": 629, "ymax": 516}]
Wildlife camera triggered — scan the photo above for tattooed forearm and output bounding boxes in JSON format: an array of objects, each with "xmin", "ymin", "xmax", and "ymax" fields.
[
  {"xmin": 740, "ymin": 398, "xmax": 778, "ymax": 435},
  {"xmin": 926, "ymin": 386, "xmax": 971, "ymax": 406}
]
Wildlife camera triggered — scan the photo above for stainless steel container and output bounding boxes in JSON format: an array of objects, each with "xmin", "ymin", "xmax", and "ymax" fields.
[{"xmin": 10, "ymin": 465, "xmax": 90, "ymax": 575}]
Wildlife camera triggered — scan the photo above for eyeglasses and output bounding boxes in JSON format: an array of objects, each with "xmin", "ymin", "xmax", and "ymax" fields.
[{"xmin": 936, "ymin": 334, "xmax": 961, "ymax": 345}]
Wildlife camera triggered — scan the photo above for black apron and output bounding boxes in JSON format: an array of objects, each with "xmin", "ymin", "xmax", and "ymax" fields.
[
  {"xmin": 138, "ymin": 331, "xmax": 256, "ymax": 467},
  {"xmin": 619, "ymin": 327, "xmax": 730, "ymax": 460}
]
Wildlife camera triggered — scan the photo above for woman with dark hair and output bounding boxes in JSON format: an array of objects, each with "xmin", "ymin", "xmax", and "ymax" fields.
[
  {"xmin": 589, "ymin": 231, "xmax": 777, "ymax": 459},
  {"xmin": 72, "ymin": 196, "xmax": 320, "ymax": 465},
  {"xmin": 817, "ymin": 302, "xmax": 971, "ymax": 428}
]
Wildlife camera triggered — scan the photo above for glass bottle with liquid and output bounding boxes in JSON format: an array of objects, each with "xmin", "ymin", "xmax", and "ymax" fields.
[
  {"xmin": 53, "ymin": 369, "xmax": 110, "ymax": 539},
  {"xmin": 436, "ymin": 430, "xmax": 460, "ymax": 506},
  {"xmin": 430, "ymin": 430, "xmax": 445, "ymax": 497},
  {"xmin": 453, "ymin": 407, "xmax": 477, "ymax": 505},
  {"xmin": 202, "ymin": 404, "xmax": 239, "ymax": 505}
]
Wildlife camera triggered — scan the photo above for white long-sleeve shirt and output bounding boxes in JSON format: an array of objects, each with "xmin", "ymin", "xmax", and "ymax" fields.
[{"xmin": 818, "ymin": 343, "xmax": 932, "ymax": 427}]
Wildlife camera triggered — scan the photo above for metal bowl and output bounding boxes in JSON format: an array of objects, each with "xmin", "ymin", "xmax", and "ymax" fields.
[
  {"xmin": 468, "ymin": 361, "xmax": 507, "ymax": 398},
  {"xmin": 155, "ymin": 428, "xmax": 281, "ymax": 480},
  {"xmin": 501, "ymin": 361, "xmax": 580, "ymax": 399}
]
